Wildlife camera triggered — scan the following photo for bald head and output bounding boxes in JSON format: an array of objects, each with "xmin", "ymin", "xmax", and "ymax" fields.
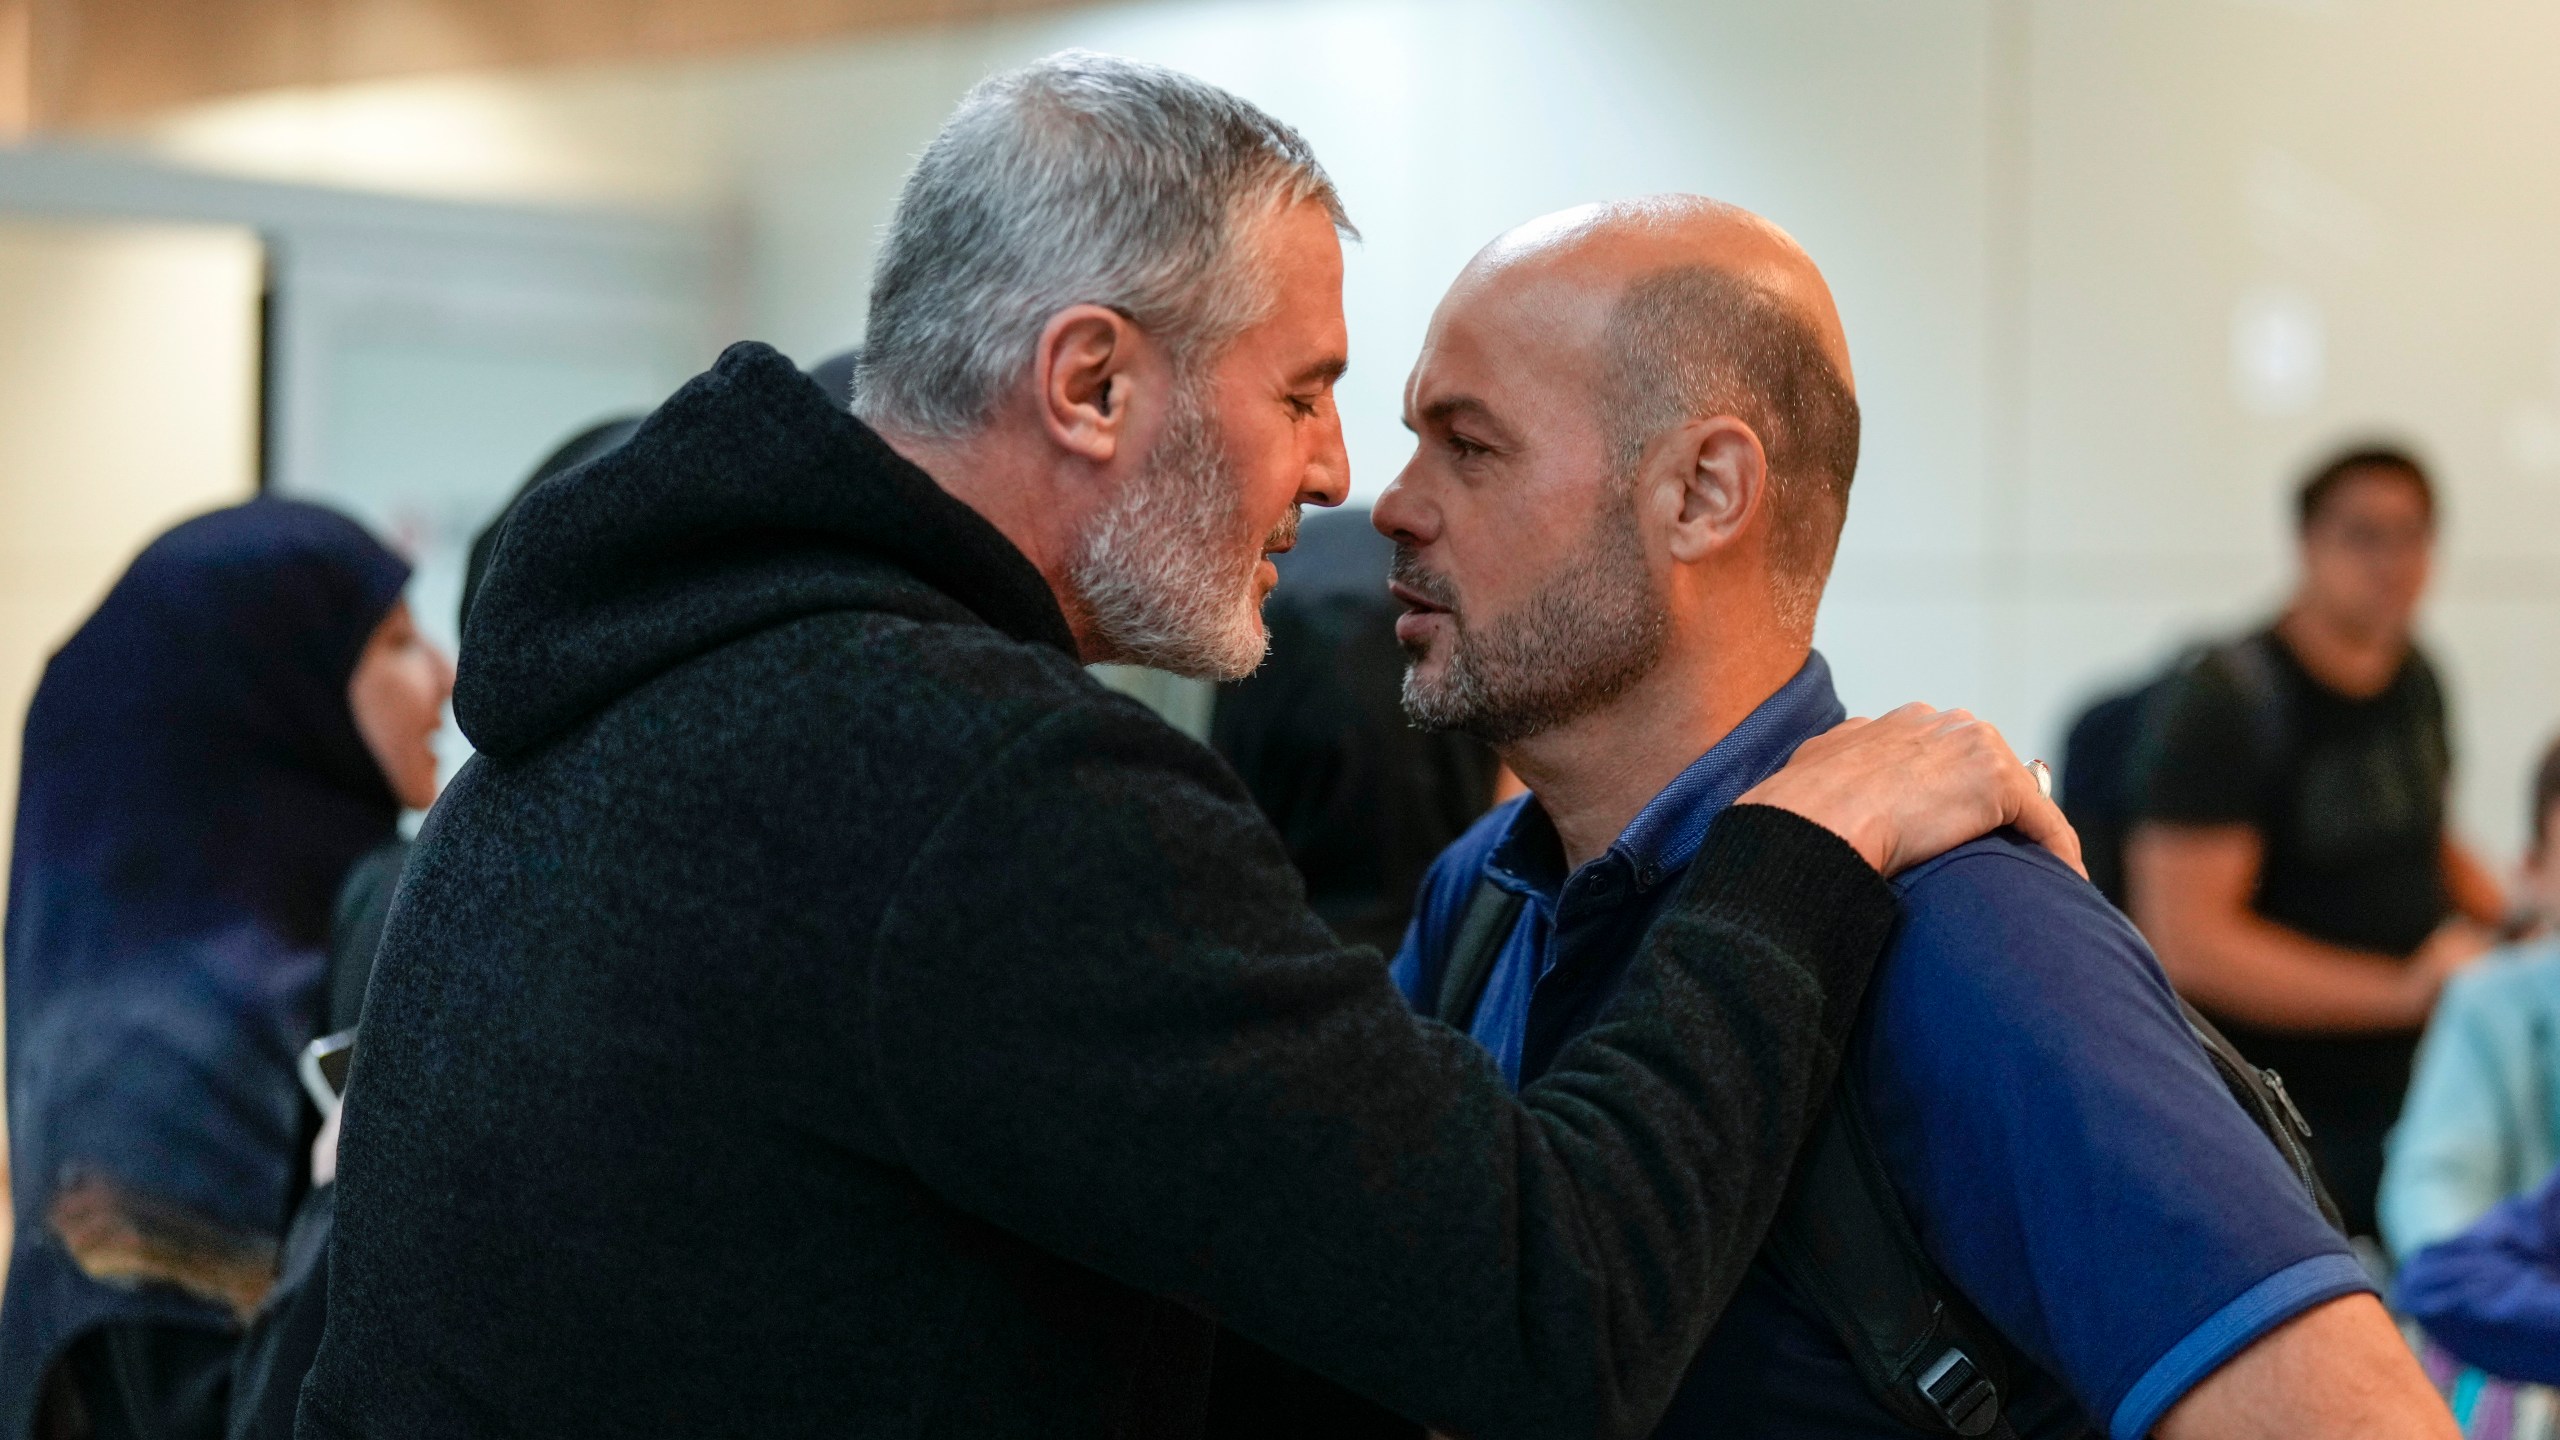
[{"xmin": 1452, "ymin": 196, "xmax": 1861, "ymax": 628}]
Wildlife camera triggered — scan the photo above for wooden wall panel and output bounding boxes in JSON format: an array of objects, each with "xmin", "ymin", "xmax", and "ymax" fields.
[
  {"xmin": 20, "ymin": 0, "xmax": 1085, "ymax": 129},
  {"xmin": 1, "ymin": 0, "xmax": 30, "ymax": 138}
]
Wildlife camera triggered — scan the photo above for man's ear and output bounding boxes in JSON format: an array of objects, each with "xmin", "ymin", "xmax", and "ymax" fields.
[
  {"xmin": 1658, "ymin": 415, "xmax": 1771, "ymax": 564},
  {"xmin": 1036, "ymin": 304, "xmax": 1142, "ymax": 464}
]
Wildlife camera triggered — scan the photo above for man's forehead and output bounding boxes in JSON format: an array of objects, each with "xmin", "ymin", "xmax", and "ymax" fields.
[
  {"xmin": 1434, "ymin": 197, "xmax": 1856, "ymax": 393},
  {"xmin": 1407, "ymin": 266, "xmax": 1610, "ymax": 410}
]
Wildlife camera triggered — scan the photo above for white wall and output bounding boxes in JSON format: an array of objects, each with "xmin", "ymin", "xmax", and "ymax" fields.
[
  {"xmin": 116, "ymin": 0, "xmax": 2560, "ymax": 858},
  {"xmin": 0, "ymin": 216, "xmax": 263, "ymax": 929},
  {"xmin": 0, "ymin": 145, "xmax": 725, "ymax": 788}
]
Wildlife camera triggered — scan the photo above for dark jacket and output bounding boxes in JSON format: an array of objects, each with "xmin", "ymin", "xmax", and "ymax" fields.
[{"xmin": 297, "ymin": 342, "xmax": 1896, "ymax": 1440}]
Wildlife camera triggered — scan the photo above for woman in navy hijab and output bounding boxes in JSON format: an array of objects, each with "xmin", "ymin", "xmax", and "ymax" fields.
[{"xmin": 0, "ymin": 498, "xmax": 452, "ymax": 1439}]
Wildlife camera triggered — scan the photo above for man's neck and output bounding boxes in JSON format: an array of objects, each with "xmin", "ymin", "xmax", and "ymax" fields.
[
  {"xmin": 2275, "ymin": 602, "xmax": 2409, "ymax": 699},
  {"xmin": 874, "ymin": 422, "xmax": 1106, "ymax": 660},
  {"xmin": 1502, "ymin": 637, "xmax": 1811, "ymax": 872}
]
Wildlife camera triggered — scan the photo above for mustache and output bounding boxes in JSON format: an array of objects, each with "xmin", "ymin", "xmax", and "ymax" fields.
[
  {"xmin": 1389, "ymin": 545, "xmax": 1459, "ymax": 610},
  {"xmin": 1262, "ymin": 504, "xmax": 1302, "ymax": 555}
]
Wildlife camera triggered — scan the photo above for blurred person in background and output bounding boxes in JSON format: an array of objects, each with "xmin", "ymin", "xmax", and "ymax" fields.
[
  {"xmin": 2394, "ymin": 1157, "xmax": 2560, "ymax": 1422},
  {"xmin": 2380, "ymin": 734, "xmax": 2560, "ymax": 1262},
  {"xmin": 224, "ymin": 420, "xmax": 634, "ymax": 1440},
  {"xmin": 2129, "ymin": 446, "xmax": 2507, "ymax": 1242},
  {"xmin": 0, "ymin": 499, "xmax": 449, "ymax": 1440},
  {"xmin": 1209, "ymin": 506, "xmax": 1499, "ymax": 953}
]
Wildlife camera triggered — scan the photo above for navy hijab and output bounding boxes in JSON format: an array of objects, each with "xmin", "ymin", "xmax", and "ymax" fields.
[{"xmin": 0, "ymin": 498, "xmax": 408, "ymax": 1424}]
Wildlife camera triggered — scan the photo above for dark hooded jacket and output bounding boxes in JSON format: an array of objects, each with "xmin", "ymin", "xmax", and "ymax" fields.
[
  {"xmin": 297, "ymin": 342, "xmax": 1896, "ymax": 1440},
  {"xmin": 0, "ymin": 500, "xmax": 408, "ymax": 1436}
]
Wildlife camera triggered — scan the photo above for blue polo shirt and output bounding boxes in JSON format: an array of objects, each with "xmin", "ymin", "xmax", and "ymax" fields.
[{"xmin": 1390, "ymin": 653, "xmax": 2372, "ymax": 1438}]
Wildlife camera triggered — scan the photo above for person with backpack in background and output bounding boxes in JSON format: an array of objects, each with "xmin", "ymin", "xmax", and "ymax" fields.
[
  {"xmin": 2125, "ymin": 446, "xmax": 2509, "ymax": 1246},
  {"xmin": 2379, "ymin": 734, "xmax": 2560, "ymax": 1262}
]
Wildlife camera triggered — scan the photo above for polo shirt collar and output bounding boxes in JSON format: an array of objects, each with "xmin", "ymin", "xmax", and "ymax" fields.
[{"xmin": 1483, "ymin": 651, "xmax": 1847, "ymax": 901}]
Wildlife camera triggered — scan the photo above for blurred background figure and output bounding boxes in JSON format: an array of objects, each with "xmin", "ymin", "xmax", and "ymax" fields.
[
  {"xmin": 2124, "ymin": 446, "xmax": 2507, "ymax": 1244},
  {"xmin": 2381, "ymin": 734, "xmax": 2560, "ymax": 1261},
  {"xmin": 224, "ymin": 416, "xmax": 636, "ymax": 1440},
  {"xmin": 0, "ymin": 499, "xmax": 447, "ymax": 1440},
  {"xmin": 1209, "ymin": 507, "xmax": 1498, "ymax": 954},
  {"xmin": 2395, "ymin": 1158, "xmax": 2560, "ymax": 1429}
]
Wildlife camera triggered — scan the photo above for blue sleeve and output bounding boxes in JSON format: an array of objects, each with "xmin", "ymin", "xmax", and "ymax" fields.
[
  {"xmin": 2399, "ymin": 1177, "xmax": 2560, "ymax": 1387},
  {"xmin": 1859, "ymin": 839, "xmax": 2371, "ymax": 1440},
  {"xmin": 2382, "ymin": 964, "xmax": 2534, "ymax": 1258}
]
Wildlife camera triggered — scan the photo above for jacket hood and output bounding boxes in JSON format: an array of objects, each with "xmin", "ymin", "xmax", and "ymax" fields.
[{"xmin": 455, "ymin": 341, "xmax": 1076, "ymax": 759}]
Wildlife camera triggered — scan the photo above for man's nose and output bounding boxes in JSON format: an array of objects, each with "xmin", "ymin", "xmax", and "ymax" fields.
[
  {"xmin": 1372, "ymin": 462, "xmax": 1434, "ymax": 546},
  {"xmin": 1300, "ymin": 416, "xmax": 1351, "ymax": 509}
]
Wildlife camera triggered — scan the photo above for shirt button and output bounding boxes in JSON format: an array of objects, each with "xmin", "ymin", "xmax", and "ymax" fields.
[{"xmin": 1637, "ymin": 862, "xmax": 1663, "ymax": 889}]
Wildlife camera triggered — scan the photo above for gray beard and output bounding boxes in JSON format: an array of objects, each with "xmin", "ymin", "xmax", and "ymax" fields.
[
  {"xmin": 1066, "ymin": 381, "xmax": 1280, "ymax": 682},
  {"xmin": 1397, "ymin": 494, "xmax": 1668, "ymax": 745}
]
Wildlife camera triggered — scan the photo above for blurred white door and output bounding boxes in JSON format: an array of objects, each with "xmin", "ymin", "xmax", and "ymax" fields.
[{"xmin": 0, "ymin": 216, "xmax": 263, "ymax": 932}]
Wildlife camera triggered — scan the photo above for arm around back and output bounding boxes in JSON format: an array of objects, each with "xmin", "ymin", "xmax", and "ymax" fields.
[{"xmin": 864, "ymin": 695, "xmax": 1895, "ymax": 1440}]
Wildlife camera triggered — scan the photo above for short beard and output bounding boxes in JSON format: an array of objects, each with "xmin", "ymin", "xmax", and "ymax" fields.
[
  {"xmin": 1066, "ymin": 378, "xmax": 1291, "ymax": 682},
  {"xmin": 1397, "ymin": 489, "xmax": 1667, "ymax": 745}
]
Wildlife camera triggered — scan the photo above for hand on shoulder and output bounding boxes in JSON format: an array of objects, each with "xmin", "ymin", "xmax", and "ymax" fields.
[{"xmin": 1739, "ymin": 704, "xmax": 2083, "ymax": 881}]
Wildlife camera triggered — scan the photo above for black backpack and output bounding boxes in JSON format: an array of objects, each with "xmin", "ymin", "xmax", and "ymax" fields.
[
  {"xmin": 1430, "ymin": 860, "xmax": 2344, "ymax": 1438},
  {"xmin": 2059, "ymin": 635, "xmax": 2290, "ymax": 910}
]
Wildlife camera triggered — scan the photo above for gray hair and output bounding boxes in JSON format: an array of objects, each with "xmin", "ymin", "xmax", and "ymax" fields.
[
  {"xmin": 855, "ymin": 51, "xmax": 1353, "ymax": 439},
  {"xmin": 1600, "ymin": 266, "xmax": 1861, "ymax": 631}
]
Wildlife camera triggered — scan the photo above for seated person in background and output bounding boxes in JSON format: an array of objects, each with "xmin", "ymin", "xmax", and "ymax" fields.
[
  {"xmin": 1384, "ymin": 196, "xmax": 2451, "ymax": 1437},
  {"xmin": 1210, "ymin": 506, "xmax": 1500, "ymax": 954},
  {"xmin": 2127, "ymin": 446, "xmax": 2507, "ymax": 1242},
  {"xmin": 2382, "ymin": 734, "xmax": 2560, "ymax": 1260}
]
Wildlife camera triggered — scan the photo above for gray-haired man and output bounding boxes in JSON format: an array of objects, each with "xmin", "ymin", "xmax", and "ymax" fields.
[{"xmin": 299, "ymin": 52, "xmax": 2068, "ymax": 1439}]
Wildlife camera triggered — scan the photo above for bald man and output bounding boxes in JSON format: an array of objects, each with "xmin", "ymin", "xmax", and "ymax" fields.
[{"xmin": 1380, "ymin": 198, "xmax": 2454, "ymax": 1439}]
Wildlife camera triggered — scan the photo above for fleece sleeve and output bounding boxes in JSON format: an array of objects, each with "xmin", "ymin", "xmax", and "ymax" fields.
[{"xmin": 863, "ymin": 698, "xmax": 1895, "ymax": 1440}]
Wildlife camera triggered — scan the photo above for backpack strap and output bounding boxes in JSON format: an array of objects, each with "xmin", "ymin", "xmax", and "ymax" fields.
[
  {"xmin": 1767, "ymin": 998, "xmax": 2343, "ymax": 1439},
  {"xmin": 2215, "ymin": 631, "xmax": 2298, "ymax": 785},
  {"xmin": 1765, "ymin": 1093, "xmax": 2026, "ymax": 1439},
  {"xmin": 1433, "ymin": 878, "xmax": 1526, "ymax": 1029}
]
